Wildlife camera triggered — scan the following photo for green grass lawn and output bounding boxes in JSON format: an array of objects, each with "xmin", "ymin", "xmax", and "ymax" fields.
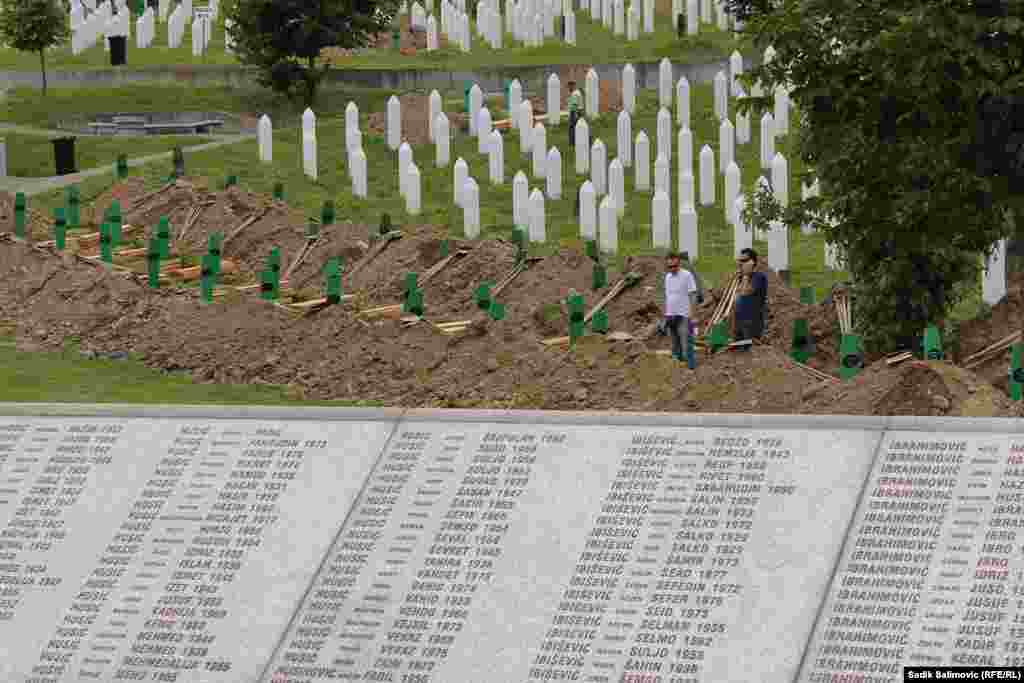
[
  {"xmin": 0, "ymin": 337, "xmax": 381, "ymax": 405},
  {"xmin": 0, "ymin": 4, "xmax": 739, "ymax": 72},
  {"xmin": 4, "ymin": 131, "xmax": 211, "ymax": 178},
  {"xmin": 30, "ymin": 80, "xmax": 849, "ymax": 302}
]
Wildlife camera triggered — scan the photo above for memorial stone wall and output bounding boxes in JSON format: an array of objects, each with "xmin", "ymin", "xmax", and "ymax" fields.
[{"xmin": 0, "ymin": 405, "xmax": 1019, "ymax": 683}]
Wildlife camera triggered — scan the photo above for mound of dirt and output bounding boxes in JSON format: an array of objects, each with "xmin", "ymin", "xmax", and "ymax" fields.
[
  {"xmin": 83, "ymin": 178, "xmax": 150, "ymax": 227},
  {"xmin": 0, "ymin": 192, "xmax": 55, "ymax": 242},
  {"xmin": 801, "ymin": 358, "xmax": 1021, "ymax": 417},
  {"xmin": 955, "ymin": 271, "xmax": 1024, "ymax": 392}
]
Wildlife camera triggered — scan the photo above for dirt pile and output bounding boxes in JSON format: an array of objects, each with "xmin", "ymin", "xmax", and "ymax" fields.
[
  {"xmin": 955, "ymin": 272, "xmax": 1024, "ymax": 393},
  {"xmin": 801, "ymin": 358, "xmax": 1021, "ymax": 417},
  {"xmin": 0, "ymin": 192, "xmax": 55, "ymax": 242}
]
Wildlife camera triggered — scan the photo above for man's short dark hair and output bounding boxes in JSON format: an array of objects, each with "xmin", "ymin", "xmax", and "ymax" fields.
[
  {"xmin": 666, "ymin": 251, "xmax": 681, "ymax": 260},
  {"xmin": 740, "ymin": 248, "xmax": 758, "ymax": 264}
]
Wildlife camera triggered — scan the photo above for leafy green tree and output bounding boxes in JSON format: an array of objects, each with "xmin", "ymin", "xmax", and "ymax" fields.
[
  {"xmin": 727, "ymin": 0, "xmax": 1024, "ymax": 354},
  {"xmin": 225, "ymin": 0, "xmax": 395, "ymax": 107},
  {"xmin": 0, "ymin": 0, "xmax": 70, "ymax": 96}
]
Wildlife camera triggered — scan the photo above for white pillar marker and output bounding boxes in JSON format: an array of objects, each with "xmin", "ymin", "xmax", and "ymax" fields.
[
  {"xmin": 617, "ymin": 111, "xmax": 632, "ymax": 168},
  {"xmin": 520, "ymin": 100, "xmax": 534, "ymax": 157},
  {"xmin": 478, "ymin": 107, "xmax": 493, "ymax": 154},
  {"xmin": 767, "ymin": 220, "xmax": 788, "ymax": 273},
  {"xmin": 714, "ymin": 70, "xmax": 728, "ymax": 121},
  {"xmin": 676, "ymin": 76, "xmax": 690, "ymax": 128},
  {"xmin": 387, "ymin": 95, "xmax": 401, "ymax": 151},
  {"xmin": 406, "ymin": 162, "xmax": 422, "ymax": 215},
  {"xmin": 652, "ymin": 189, "xmax": 670, "ymax": 249},
  {"xmin": 654, "ymin": 153, "xmax": 669, "ymax": 195},
  {"xmin": 347, "ymin": 129, "xmax": 362, "ymax": 178},
  {"xmin": 513, "ymin": 171, "xmax": 529, "ymax": 227},
  {"xmin": 599, "ymin": 195, "xmax": 618, "ymax": 254},
  {"xmin": 469, "ymin": 84, "xmax": 483, "ymax": 136},
  {"xmin": 614, "ymin": 0, "xmax": 624, "ymax": 34},
  {"xmin": 609, "ymin": 158, "xmax": 625, "ymax": 216},
  {"xmin": 623, "ymin": 63, "xmax": 636, "ymax": 114},
  {"xmin": 729, "ymin": 50, "xmax": 743, "ymax": 96},
  {"xmin": 257, "ymin": 114, "xmax": 272, "ymax": 163},
  {"xmin": 679, "ymin": 170, "xmax": 694, "ymax": 209},
  {"xmin": 635, "ymin": 131, "xmax": 650, "ymax": 191},
  {"xmin": 463, "ymin": 177, "xmax": 481, "ymax": 238},
  {"xmin": 982, "ymin": 239, "xmax": 1008, "ymax": 306},
  {"xmin": 657, "ymin": 107, "xmax": 672, "ymax": 164},
  {"xmin": 302, "ymin": 108, "xmax": 317, "ymax": 181},
  {"xmin": 774, "ymin": 85, "xmax": 790, "ymax": 135},
  {"xmin": 679, "ymin": 203, "xmax": 698, "ymax": 262},
  {"xmin": 725, "ymin": 161, "xmax": 740, "ymax": 224},
  {"xmin": 643, "ymin": 0, "xmax": 654, "ymax": 32},
  {"xmin": 489, "ymin": 130, "xmax": 504, "ymax": 185},
  {"xmin": 585, "ymin": 68, "xmax": 599, "ymax": 119},
  {"xmin": 454, "ymin": 157, "xmax": 468, "ymax": 206},
  {"xmin": 579, "ymin": 181, "xmax": 597, "ymax": 241},
  {"xmin": 627, "ymin": 3, "xmax": 638, "ymax": 41},
  {"xmin": 428, "ymin": 90, "xmax": 442, "ymax": 143},
  {"xmin": 592, "ymin": 139, "xmax": 607, "ymax": 195},
  {"xmin": 699, "ymin": 144, "xmax": 715, "ymax": 206},
  {"xmin": 736, "ymin": 88, "xmax": 751, "ymax": 145},
  {"xmin": 547, "ymin": 147, "xmax": 562, "ymax": 198},
  {"xmin": 719, "ymin": 118, "xmax": 734, "ymax": 174},
  {"xmin": 771, "ymin": 152, "xmax": 788, "ymax": 207},
  {"xmin": 529, "ymin": 188, "xmax": 546, "ymax": 242},
  {"xmin": 575, "ymin": 118, "xmax": 590, "ymax": 174},
  {"xmin": 801, "ymin": 180, "xmax": 818, "ymax": 235},
  {"xmin": 532, "ymin": 123, "xmax": 547, "ymax": 179},
  {"xmin": 353, "ymin": 147, "xmax": 368, "ymax": 198},
  {"xmin": 509, "ymin": 80, "xmax": 522, "ymax": 131},
  {"xmin": 760, "ymin": 112, "xmax": 775, "ymax": 170},
  {"xmin": 345, "ymin": 101, "xmax": 359, "ymax": 135},
  {"xmin": 700, "ymin": 0, "xmax": 710, "ymax": 22},
  {"xmin": 547, "ymin": 73, "xmax": 561, "ymax": 126},
  {"xmin": 398, "ymin": 142, "xmax": 413, "ymax": 198},
  {"xmin": 435, "ymin": 113, "xmax": 450, "ymax": 167},
  {"xmin": 734, "ymin": 194, "xmax": 751, "ymax": 257},
  {"xmin": 658, "ymin": 58, "xmax": 672, "ymax": 109},
  {"xmin": 686, "ymin": 0, "xmax": 697, "ymax": 34},
  {"xmin": 678, "ymin": 126, "xmax": 693, "ymax": 177}
]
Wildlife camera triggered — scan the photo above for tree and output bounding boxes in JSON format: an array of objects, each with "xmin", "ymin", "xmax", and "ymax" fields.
[
  {"xmin": 0, "ymin": 0, "xmax": 70, "ymax": 96},
  {"xmin": 726, "ymin": 0, "xmax": 1024, "ymax": 354},
  {"xmin": 225, "ymin": 0, "xmax": 395, "ymax": 107}
]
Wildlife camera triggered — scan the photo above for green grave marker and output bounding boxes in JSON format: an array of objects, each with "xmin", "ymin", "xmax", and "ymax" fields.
[
  {"xmin": 403, "ymin": 272, "xmax": 418, "ymax": 297},
  {"xmin": 65, "ymin": 186, "xmax": 80, "ymax": 229},
  {"xmin": 504, "ymin": 80, "xmax": 512, "ymax": 114},
  {"xmin": 321, "ymin": 200, "xmax": 336, "ymax": 226},
  {"xmin": 839, "ymin": 333, "xmax": 865, "ymax": 380},
  {"xmin": 207, "ymin": 233, "xmax": 223, "ymax": 275},
  {"xmin": 200, "ymin": 254, "xmax": 216, "ymax": 304},
  {"xmin": 325, "ymin": 258, "xmax": 342, "ymax": 304},
  {"xmin": 475, "ymin": 282, "xmax": 493, "ymax": 310},
  {"xmin": 1010, "ymin": 343, "xmax": 1023, "ymax": 402},
  {"xmin": 116, "ymin": 154, "xmax": 128, "ymax": 179},
  {"xmin": 592, "ymin": 262, "xmax": 606, "ymax": 290},
  {"xmin": 99, "ymin": 223, "xmax": 113, "ymax": 264},
  {"xmin": 464, "ymin": 81, "xmax": 472, "ymax": 114},
  {"xmin": 268, "ymin": 247, "xmax": 281, "ymax": 274},
  {"xmin": 306, "ymin": 220, "xmax": 320, "ymax": 240},
  {"xmin": 791, "ymin": 318, "xmax": 812, "ymax": 363},
  {"xmin": 489, "ymin": 301, "xmax": 505, "ymax": 321},
  {"xmin": 708, "ymin": 321, "xmax": 729, "ymax": 352},
  {"xmin": 440, "ymin": 239, "xmax": 450, "ymax": 258},
  {"xmin": 147, "ymin": 237, "xmax": 161, "ymax": 289},
  {"xmin": 591, "ymin": 309, "xmax": 608, "ymax": 334},
  {"xmin": 156, "ymin": 217, "xmax": 171, "ymax": 258},
  {"xmin": 273, "ymin": 182, "xmax": 285, "ymax": 202},
  {"xmin": 800, "ymin": 286, "xmax": 815, "ymax": 306},
  {"xmin": 511, "ymin": 227, "xmax": 527, "ymax": 263},
  {"xmin": 404, "ymin": 289, "xmax": 424, "ymax": 316},
  {"xmin": 109, "ymin": 201, "xmax": 122, "ymax": 246},
  {"xmin": 392, "ymin": 30, "xmax": 400, "ymax": 49},
  {"xmin": 172, "ymin": 147, "xmax": 185, "ymax": 178},
  {"xmin": 585, "ymin": 239, "xmax": 599, "ymax": 262},
  {"xmin": 53, "ymin": 207, "xmax": 67, "ymax": 251},
  {"xmin": 259, "ymin": 270, "xmax": 275, "ymax": 301},
  {"xmin": 380, "ymin": 213, "xmax": 392, "ymax": 236},
  {"xmin": 923, "ymin": 325, "xmax": 943, "ymax": 360},
  {"xmin": 226, "ymin": 174, "xmax": 238, "ymax": 187},
  {"xmin": 13, "ymin": 193, "xmax": 26, "ymax": 240},
  {"xmin": 568, "ymin": 292, "xmax": 585, "ymax": 347}
]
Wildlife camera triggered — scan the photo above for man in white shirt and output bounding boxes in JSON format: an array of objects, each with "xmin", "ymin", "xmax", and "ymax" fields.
[{"xmin": 664, "ymin": 251, "xmax": 699, "ymax": 367}]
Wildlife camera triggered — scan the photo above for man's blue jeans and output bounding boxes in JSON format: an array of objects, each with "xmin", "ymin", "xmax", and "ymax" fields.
[{"xmin": 666, "ymin": 315, "xmax": 692, "ymax": 366}]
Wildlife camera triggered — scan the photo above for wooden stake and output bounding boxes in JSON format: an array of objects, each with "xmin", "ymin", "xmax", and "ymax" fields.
[
  {"xmin": 282, "ymin": 235, "xmax": 322, "ymax": 283},
  {"xmin": 492, "ymin": 261, "xmax": 528, "ymax": 298},
  {"xmin": 222, "ymin": 206, "xmax": 273, "ymax": 250},
  {"xmin": 961, "ymin": 330, "xmax": 1022, "ymax": 367},
  {"xmin": 347, "ymin": 230, "xmax": 403, "ymax": 280},
  {"xmin": 128, "ymin": 181, "xmax": 175, "ymax": 212},
  {"xmin": 420, "ymin": 248, "xmax": 469, "ymax": 286}
]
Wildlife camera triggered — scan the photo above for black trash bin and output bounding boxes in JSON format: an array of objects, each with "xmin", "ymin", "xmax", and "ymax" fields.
[
  {"xmin": 52, "ymin": 137, "xmax": 77, "ymax": 176},
  {"xmin": 109, "ymin": 35, "xmax": 127, "ymax": 66}
]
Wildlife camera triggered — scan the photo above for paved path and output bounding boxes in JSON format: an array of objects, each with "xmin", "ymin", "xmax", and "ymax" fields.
[{"xmin": 0, "ymin": 133, "xmax": 253, "ymax": 196}]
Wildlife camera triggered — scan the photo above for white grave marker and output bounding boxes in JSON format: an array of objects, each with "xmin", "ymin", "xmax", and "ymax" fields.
[
  {"xmin": 678, "ymin": 126, "xmax": 693, "ymax": 176},
  {"xmin": 591, "ymin": 139, "xmax": 607, "ymax": 195},
  {"xmin": 982, "ymin": 239, "xmax": 1008, "ymax": 306},
  {"xmin": 599, "ymin": 195, "xmax": 618, "ymax": 253},
  {"xmin": 635, "ymin": 130, "xmax": 650, "ymax": 191},
  {"xmin": 585, "ymin": 68, "xmax": 599, "ymax": 119},
  {"xmin": 617, "ymin": 111, "xmax": 632, "ymax": 168},
  {"xmin": 659, "ymin": 58, "xmax": 672, "ymax": 109},
  {"xmin": 724, "ymin": 161, "xmax": 740, "ymax": 224},
  {"xmin": 489, "ymin": 130, "xmax": 504, "ymax": 185},
  {"xmin": 257, "ymin": 115, "xmax": 272, "ymax": 163},
  {"xmin": 699, "ymin": 144, "xmax": 715, "ymax": 206},
  {"xmin": 398, "ymin": 142, "xmax": 413, "ymax": 198},
  {"xmin": 760, "ymin": 112, "xmax": 775, "ymax": 170},
  {"xmin": 771, "ymin": 152, "xmax": 788, "ymax": 207},
  {"xmin": 454, "ymin": 157, "xmax": 468, "ymax": 206},
  {"xmin": 547, "ymin": 73, "xmax": 561, "ymax": 126},
  {"xmin": 352, "ymin": 148, "xmax": 368, "ymax": 198},
  {"xmin": 609, "ymin": 157, "xmax": 625, "ymax": 216},
  {"xmin": 714, "ymin": 70, "xmax": 728, "ymax": 120},
  {"xmin": 529, "ymin": 188, "xmax": 546, "ymax": 242},
  {"xmin": 734, "ymin": 194, "xmax": 751, "ymax": 257},
  {"xmin": 622, "ymin": 64, "xmax": 636, "ymax": 114},
  {"xmin": 679, "ymin": 170, "xmax": 695, "ymax": 209},
  {"xmin": 532, "ymin": 123, "xmax": 547, "ymax": 178},
  {"xmin": 676, "ymin": 76, "xmax": 690, "ymax": 127},
  {"xmin": 428, "ymin": 90, "xmax": 442, "ymax": 142},
  {"xmin": 478, "ymin": 107, "xmax": 493, "ymax": 154},
  {"xmin": 406, "ymin": 162, "xmax": 421, "ymax": 215},
  {"xmin": 463, "ymin": 177, "xmax": 481, "ymax": 237},
  {"xmin": 387, "ymin": 96, "xmax": 401, "ymax": 151},
  {"xmin": 680, "ymin": 203, "xmax": 699, "ymax": 261},
  {"xmin": 513, "ymin": 171, "xmax": 529, "ymax": 226},
  {"xmin": 546, "ymin": 147, "xmax": 562, "ymax": 198},
  {"xmin": 657, "ymin": 107, "xmax": 672, "ymax": 164},
  {"xmin": 720, "ymin": 118, "xmax": 734, "ymax": 174},
  {"xmin": 575, "ymin": 118, "xmax": 590, "ymax": 174},
  {"xmin": 767, "ymin": 220, "xmax": 789, "ymax": 272},
  {"xmin": 435, "ymin": 113, "xmax": 450, "ymax": 167},
  {"xmin": 654, "ymin": 153, "xmax": 669, "ymax": 195},
  {"xmin": 579, "ymin": 180, "xmax": 596, "ymax": 240},
  {"xmin": 652, "ymin": 190, "xmax": 670, "ymax": 249}
]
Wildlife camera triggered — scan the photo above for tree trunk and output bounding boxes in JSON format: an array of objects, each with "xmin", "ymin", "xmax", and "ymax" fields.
[
  {"xmin": 39, "ymin": 50, "xmax": 48, "ymax": 96},
  {"xmin": 305, "ymin": 57, "xmax": 319, "ymax": 108}
]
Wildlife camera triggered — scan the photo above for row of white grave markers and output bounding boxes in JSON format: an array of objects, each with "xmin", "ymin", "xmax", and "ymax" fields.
[
  {"xmin": 302, "ymin": 108, "xmax": 317, "ymax": 181},
  {"xmin": 135, "ymin": 7, "xmax": 155, "ymax": 49}
]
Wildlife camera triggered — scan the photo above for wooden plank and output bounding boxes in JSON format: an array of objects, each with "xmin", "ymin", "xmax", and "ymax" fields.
[
  {"xmin": 347, "ymin": 231, "xmax": 403, "ymax": 279},
  {"xmin": 421, "ymin": 248, "xmax": 469, "ymax": 285},
  {"xmin": 961, "ymin": 331, "xmax": 1021, "ymax": 366},
  {"xmin": 222, "ymin": 206, "xmax": 273, "ymax": 250},
  {"xmin": 492, "ymin": 262, "xmax": 527, "ymax": 298}
]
